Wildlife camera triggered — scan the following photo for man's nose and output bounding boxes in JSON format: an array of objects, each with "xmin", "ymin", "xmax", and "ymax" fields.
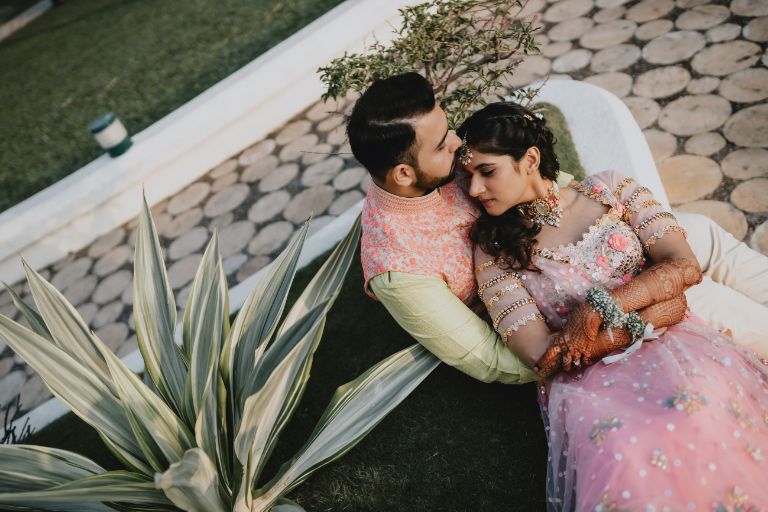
[{"xmin": 447, "ymin": 131, "xmax": 462, "ymax": 153}]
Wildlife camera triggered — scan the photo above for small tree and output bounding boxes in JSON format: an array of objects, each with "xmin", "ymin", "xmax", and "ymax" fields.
[{"xmin": 318, "ymin": 0, "xmax": 542, "ymax": 127}]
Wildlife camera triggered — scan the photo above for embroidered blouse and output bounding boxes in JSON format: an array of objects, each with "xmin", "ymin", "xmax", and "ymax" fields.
[{"xmin": 475, "ymin": 170, "xmax": 686, "ymax": 339}]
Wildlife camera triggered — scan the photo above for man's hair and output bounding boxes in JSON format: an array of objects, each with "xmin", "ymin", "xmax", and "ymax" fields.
[{"xmin": 346, "ymin": 72, "xmax": 436, "ymax": 182}]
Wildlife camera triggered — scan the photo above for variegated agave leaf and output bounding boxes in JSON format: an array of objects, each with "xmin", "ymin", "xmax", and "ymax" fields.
[
  {"xmin": 2, "ymin": 282, "xmax": 51, "ymax": 341},
  {"xmin": 155, "ymin": 448, "xmax": 227, "ymax": 512},
  {"xmin": 133, "ymin": 194, "xmax": 188, "ymax": 416},
  {"xmin": 250, "ymin": 344, "xmax": 439, "ymax": 509}
]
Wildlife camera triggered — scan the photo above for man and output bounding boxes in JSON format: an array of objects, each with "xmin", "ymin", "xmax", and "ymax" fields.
[{"xmin": 347, "ymin": 72, "xmax": 768, "ymax": 383}]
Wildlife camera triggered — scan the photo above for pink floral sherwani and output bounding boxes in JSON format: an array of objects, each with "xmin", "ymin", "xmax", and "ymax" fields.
[{"xmin": 361, "ymin": 180, "xmax": 479, "ymax": 304}]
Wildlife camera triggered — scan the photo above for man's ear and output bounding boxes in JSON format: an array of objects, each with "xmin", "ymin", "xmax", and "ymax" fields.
[
  {"xmin": 389, "ymin": 163, "xmax": 417, "ymax": 187},
  {"xmin": 522, "ymin": 146, "xmax": 541, "ymax": 174}
]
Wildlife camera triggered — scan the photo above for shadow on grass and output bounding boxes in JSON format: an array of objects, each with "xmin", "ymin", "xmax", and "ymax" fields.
[{"xmin": 26, "ymin": 248, "xmax": 548, "ymax": 511}]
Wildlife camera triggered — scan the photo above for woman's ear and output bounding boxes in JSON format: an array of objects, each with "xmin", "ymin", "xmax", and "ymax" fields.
[{"xmin": 523, "ymin": 146, "xmax": 541, "ymax": 174}]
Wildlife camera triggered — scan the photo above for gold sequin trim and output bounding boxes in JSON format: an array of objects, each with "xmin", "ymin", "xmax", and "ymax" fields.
[
  {"xmin": 502, "ymin": 312, "xmax": 545, "ymax": 339},
  {"xmin": 493, "ymin": 298, "xmax": 536, "ymax": 330},
  {"xmin": 634, "ymin": 211, "xmax": 677, "ymax": 234},
  {"xmin": 478, "ymin": 271, "xmax": 521, "ymax": 299},
  {"xmin": 614, "ymin": 176, "xmax": 636, "ymax": 197},
  {"xmin": 570, "ymin": 180, "xmax": 613, "ymax": 207},
  {"xmin": 475, "ymin": 257, "xmax": 509, "ymax": 274},
  {"xmin": 483, "ymin": 282, "xmax": 522, "ymax": 309},
  {"xmin": 637, "ymin": 199, "xmax": 662, "ymax": 209},
  {"xmin": 624, "ymin": 186, "xmax": 652, "ymax": 209},
  {"xmin": 643, "ymin": 225, "xmax": 687, "ymax": 250}
]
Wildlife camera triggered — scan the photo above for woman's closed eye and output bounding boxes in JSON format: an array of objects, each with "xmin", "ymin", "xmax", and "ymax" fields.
[{"xmin": 481, "ymin": 169, "xmax": 495, "ymax": 177}]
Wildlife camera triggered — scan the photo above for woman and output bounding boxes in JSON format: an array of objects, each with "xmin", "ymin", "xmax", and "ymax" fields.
[{"xmin": 458, "ymin": 102, "xmax": 768, "ymax": 510}]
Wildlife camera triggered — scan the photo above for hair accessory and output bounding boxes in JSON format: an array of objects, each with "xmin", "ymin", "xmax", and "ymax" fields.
[
  {"xmin": 458, "ymin": 133, "xmax": 473, "ymax": 166},
  {"xmin": 516, "ymin": 181, "xmax": 563, "ymax": 228},
  {"xmin": 522, "ymin": 113, "xmax": 533, "ymax": 121}
]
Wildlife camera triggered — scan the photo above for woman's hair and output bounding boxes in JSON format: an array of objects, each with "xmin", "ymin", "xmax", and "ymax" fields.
[{"xmin": 457, "ymin": 102, "xmax": 560, "ymax": 270}]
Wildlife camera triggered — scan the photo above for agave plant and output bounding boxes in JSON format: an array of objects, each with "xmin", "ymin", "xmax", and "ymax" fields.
[{"xmin": 0, "ymin": 198, "xmax": 439, "ymax": 511}]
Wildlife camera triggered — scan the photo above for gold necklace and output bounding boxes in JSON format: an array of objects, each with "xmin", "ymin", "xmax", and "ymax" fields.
[{"xmin": 517, "ymin": 181, "xmax": 563, "ymax": 227}]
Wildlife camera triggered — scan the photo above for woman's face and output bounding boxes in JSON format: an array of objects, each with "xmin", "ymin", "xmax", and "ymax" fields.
[{"xmin": 464, "ymin": 148, "xmax": 535, "ymax": 216}]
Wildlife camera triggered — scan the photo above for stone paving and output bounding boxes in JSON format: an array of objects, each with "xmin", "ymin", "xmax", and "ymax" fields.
[{"xmin": 0, "ymin": 0, "xmax": 766, "ymax": 421}]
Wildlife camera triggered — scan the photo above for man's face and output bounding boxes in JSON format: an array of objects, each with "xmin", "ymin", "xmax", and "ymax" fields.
[{"xmin": 410, "ymin": 106, "xmax": 462, "ymax": 191}]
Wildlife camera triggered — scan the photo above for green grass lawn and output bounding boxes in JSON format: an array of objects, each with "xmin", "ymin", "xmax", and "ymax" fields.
[
  {"xmin": 0, "ymin": 0, "xmax": 346, "ymax": 213},
  {"xmin": 25, "ymin": 249, "xmax": 548, "ymax": 511}
]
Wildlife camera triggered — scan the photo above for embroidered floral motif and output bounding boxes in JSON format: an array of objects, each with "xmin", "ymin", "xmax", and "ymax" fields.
[
  {"xmin": 650, "ymin": 447, "xmax": 669, "ymax": 471},
  {"xmin": 594, "ymin": 494, "xmax": 629, "ymax": 512},
  {"xmin": 608, "ymin": 233, "xmax": 630, "ymax": 252},
  {"xmin": 746, "ymin": 442, "xmax": 763, "ymax": 462},
  {"xmin": 589, "ymin": 416, "xmax": 623, "ymax": 446},
  {"xmin": 712, "ymin": 486, "xmax": 759, "ymax": 512},
  {"xmin": 664, "ymin": 386, "xmax": 708, "ymax": 414},
  {"xmin": 726, "ymin": 400, "xmax": 757, "ymax": 430}
]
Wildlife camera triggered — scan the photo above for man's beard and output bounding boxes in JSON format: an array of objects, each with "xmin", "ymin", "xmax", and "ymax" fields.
[{"xmin": 413, "ymin": 160, "xmax": 456, "ymax": 190}]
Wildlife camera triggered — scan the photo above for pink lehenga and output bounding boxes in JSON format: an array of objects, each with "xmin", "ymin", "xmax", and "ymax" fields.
[{"xmin": 475, "ymin": 171, "xmax": 768, "ymax": 511}]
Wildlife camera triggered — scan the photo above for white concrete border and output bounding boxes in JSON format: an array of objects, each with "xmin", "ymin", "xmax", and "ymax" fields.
[
  {"xmin": 13, "ymin": 79, "xmax": 668, "ymax": 435},
  {"xmin": 0, "ymin": 0, "xmax": 52, "ymax": 42},
  {"xmin": 0, "ymin": 0, "xmax": 422, "ymax": 285}
]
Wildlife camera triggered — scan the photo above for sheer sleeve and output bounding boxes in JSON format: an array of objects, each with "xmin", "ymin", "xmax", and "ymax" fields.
[
  {"xmin": 474, "ymin": 249, "xmax": 546, "ymax": 344},
  {"xmin": 601, "ymin": 170, "xmax": 687, "ymax": 252}
]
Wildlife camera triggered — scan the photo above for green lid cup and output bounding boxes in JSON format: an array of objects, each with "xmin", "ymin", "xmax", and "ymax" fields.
[{"xmin": 88, "ymin": 112, "xmax": 133, "ymax": 157}]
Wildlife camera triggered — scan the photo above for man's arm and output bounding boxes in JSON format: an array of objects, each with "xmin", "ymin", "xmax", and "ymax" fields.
[{"xmin": 369, "ymin": 271, "xmax": 540, "ymax": 384}]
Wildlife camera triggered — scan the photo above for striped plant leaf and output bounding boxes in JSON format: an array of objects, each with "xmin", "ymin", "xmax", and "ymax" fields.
[
  {"xmin": 22, "ymin": 260, "xmax": 112, "ymax": 385},
  {"xmin": 221, "ymin": 222, "xmax": 309, "ymax": 419},
  {"xmin": 2, "ymin": 282, "xmax": 51, "ymax": 341},
  {"xmin": 0, "ymin": 471, "xmax": 170, "ymax": 510},
  {"xmin": 271, "ymin": 497, "xmax": 307, "ymax": 511},
  {"xmin": 0, "ymin": 315, "xmax": 150, "ymax": 475},
  {"xmin": 133, "ymin": 195, "xmax": 188, "ymax": 415},
  {"xmin": 233, "ymin": 302, "xmax": 329, "ymax": 505},
  {"xmin": 96, "ymin": 334, "xmax": 194, "ymax": 472},
  {"xmin": 183, "ymin": 231, "xmax": 229, "ymax": 420},
  {"xmin": 250, "ymin": 344, "xmax": 439, "ymax": 509},
  {"xmin": 0, "ymin": 444, "xmax": 104, "ymax": 493},
  {"xmin": 155, "ymin": 448, "xmax": 227, "ymax": 512}
]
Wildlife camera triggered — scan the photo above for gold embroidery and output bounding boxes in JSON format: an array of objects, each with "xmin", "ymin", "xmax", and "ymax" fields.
[
  {"xmin": 474, "ymin": 257, "xmax": 509, "ymax": 274},
  {"xmin": 569, "ymin": 180, "xmax": 614, "ymax": 207},
  {"xmin": 502, "ymin": 312, "xmax": 545, "ymax": 339},
  {"xmin": 483, "ymin": 282, "xmax": 522, "ymax": 309},
  {"xmin": 478, "ymin": 271, "xmax": 521, "ymax": 298},
  {"xmin": 637, "ymin": 199, "xmax": 662, "ymax": 209},
  {"xmin": 614, "ymin": 176, "xmax": 635, "ymax": 197},
  {"xmin": 634, "ymin": 211, "xmax": 677, "ymax": 234},
  {"xmin": 624, "ymin": 186, "xmax": 652, "ymax": 210},
  {"xmin": 493, "ymin": 298, "xmax": 536, "ymax": 330},
  {"xmin": 643, "ymin": 225, "xmax": 688, "ymax": 250}
]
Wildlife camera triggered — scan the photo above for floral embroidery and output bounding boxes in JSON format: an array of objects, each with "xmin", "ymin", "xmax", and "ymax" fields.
[
  {"xmin": 712, "ymin": 486, "xmax": 760, "ymax": 512},
  {"xmin": 726, "ymin": 400, "xmax": 757, "ymax": 430},
  {"xmin": 650, "ymin": 448, "xmax": 669, "ymax": 471},
  {"xmin": 608, "ymin": 233, "xmax": 629, "ymax": 252},
  {"xmin": 589, "ymin": 416, "xmax": 623, "ymax": 446},
  {"xmin": 746, "ymin": 442, "xmax": 763, "ymax": 462},
  {"xmin": 664, "ymin": 386, "xmax": 708, "ymax": 414},
  {"xmin": 594, "ymin": 494, "xmax": 629, "ymax": 512}
]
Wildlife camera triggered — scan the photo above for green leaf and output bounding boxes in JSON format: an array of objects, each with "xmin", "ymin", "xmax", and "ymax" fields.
[
  {"xmin": 0, "ymin": 444, "xmax": 104, "ymax": 493},
  {"xmin": 233, "ymin": 303, "xmax": 329, "ymax": 508},
  {"xmin": 252, "ymin": 344, "xmax": 439, "ymax": 508},
  {"xmin": 97, "ymin": 334, "xmax": 194, "ymax": 472},
  {"xmin": 184, "ymin": 231, "xmax": 229, "ymax": 422},
  {"xmin": 22, "ymin": 260, "xmax": 112, "ymax": 385},
  {"xmin": 155, "ymin": 448, "xmax": 227, "ymax": 512},
  {"xmin": 0, "ymin": 471, "xmax": 170, "ymax": 511},
  {"xmin": 0, "ymin": 315, "xmax": 150, "ymax": 475},
  {"xmin": 2, "ymin": 282, "xmax": 51, "ymax": 341},
  {"xmin": 133, "ymin": 194, "xmax": 188, "ymax": 415},
  {"xmin": 222, "ymin": 221, "xmax": 309, "ymax": 417},
  {"xmin": 271, "ymin": 497, "xmax": 307, "ymax": 511}
]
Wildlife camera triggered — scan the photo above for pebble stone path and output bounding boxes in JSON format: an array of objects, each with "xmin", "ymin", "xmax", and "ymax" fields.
[{"xmin": 1, "ymin": 0, "xmax": 766, "ymax": 422}]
